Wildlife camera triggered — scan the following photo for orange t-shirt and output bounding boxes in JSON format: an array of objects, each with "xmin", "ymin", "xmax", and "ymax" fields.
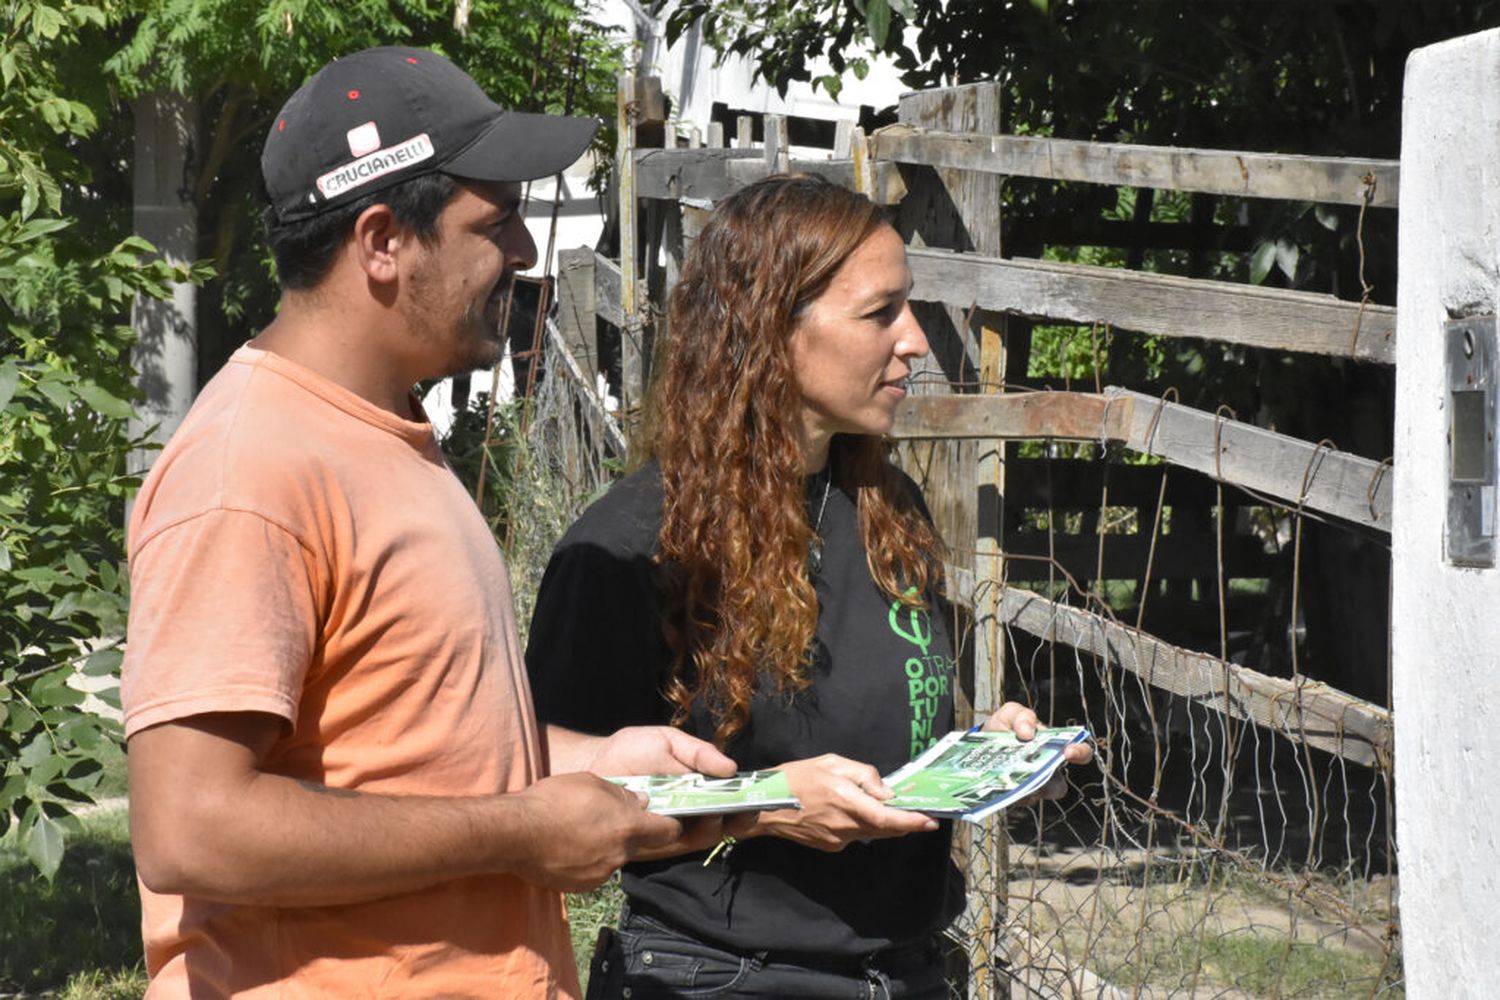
[{"xmin": 122, "ymin": 346, "xmax": 577, "ymax": 998}]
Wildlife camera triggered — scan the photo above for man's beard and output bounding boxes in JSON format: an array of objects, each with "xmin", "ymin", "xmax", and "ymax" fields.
[{"xmin": 441, "ymin": 281, "xmax": 512, "ymax": 378}]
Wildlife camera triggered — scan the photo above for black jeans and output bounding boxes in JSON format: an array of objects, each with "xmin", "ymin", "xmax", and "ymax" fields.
[{"xmin": 584, "ymin": 902, "xmax": 957, "ymax": 1000}]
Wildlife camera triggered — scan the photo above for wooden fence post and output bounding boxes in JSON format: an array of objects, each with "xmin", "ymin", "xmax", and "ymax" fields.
[
  {"xmin": 557, "ymin": 247, "xmax": 598, "ymax": 385},
  {"xmin": 766, "ymin": 113, "xmax": 790, "ymax": 174},
  {"xmin": 617, "ymin": 68, "xmax": 644, "ymax": 432},
  {"xmin": 893, "ymin": 81, "xmax": 1006, "ymax": 1000}
]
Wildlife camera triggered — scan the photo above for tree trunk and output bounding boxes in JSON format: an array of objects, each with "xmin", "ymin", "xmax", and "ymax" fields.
[{"xmin": 128, "ymin": 90, "xmax": 199, "ymax": 479}]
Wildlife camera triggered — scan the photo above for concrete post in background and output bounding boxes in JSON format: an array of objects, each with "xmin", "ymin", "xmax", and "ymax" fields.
[
  {"xmin": 1393, "ymin": 27, "xmax": 1500, "ymax": 998},
  {"xmin": 128, "ymin": 91, "xmax": 199, "ymax": 477}
]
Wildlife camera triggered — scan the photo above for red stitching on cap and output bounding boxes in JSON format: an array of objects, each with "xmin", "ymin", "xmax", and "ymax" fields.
[
  {"xmin": 347, "ymin": 89, "xmax": 360, "ymax": 100},
  {"xmin": 277, "ymin": 119, "xmax": 285, "ymax": 131},
  {"xmin": 406, "ymin": 57, "xmax": 418, "ymax": 64}
]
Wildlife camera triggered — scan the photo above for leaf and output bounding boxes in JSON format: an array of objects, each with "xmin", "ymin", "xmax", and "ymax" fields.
[
  {"xmin": 20, "ymin": 178, "xmax": 38, "ymax": 221},
  {"xmin": 49, "ymin": 590, "xmax": 80, "ymax": 620},
  {"xmin": 114, "ymin": 234, "xmax": 157, "ymax": 255},
  {"xmin": 0, "ymin": 362, "xmax": 18, "ymax": 410},
  {"xmin": 17, "ymin": 217, "xmax": 71, "ymax": 242},
  {"xmin": 1249, "ymin": 240, "xmax": 1275, "ymax": 285},
  {"xmin": 13, "ymin": 566, "xmax": 68, "ymax": 586},
  {"xmin": 34, "ymin": 377, "xmax": 73, "ymax": 409},
  {"xmin": 31, "ymin": 671, "xmax": 84, "ymax": 709},
  {"xmin": 18, "ymin": 734, "xmax": 53, "ymax": 769},
  {"xmin": 83, "ymin": 646, "xmax": 122, "ymax": 676},
  {"xmin": 73, "ymin": 380, "xmax": 135, "ymax": 420},
  {"xmin": 1275, "ymin": 239, "xmax": 1300, "ymax": 281},
  {"xmin": 31, "ymin": 4, "xmax": 68, "ymax": 41},
  {"xmin": 64, "ymin": 549, "xmax": 89, "ymax": 580},
  {"xmin": 0, "ymin": 773, "xmax": 25, "ymax": 809},
  {"xmin": 1029, "ymin": 0, "xmax": 1049, "ymax": 12},
  {"xmin": 59, "ymin": 717, "xmax": 102, "ymax": 752},
  {"xmin": 1314, "ymin": 204, "xmax": 1340, "ymax": 231},
  {"xmin": 865, "ymin": 0, "xmax": 891, "ymax": 49},
  {"xmin": 23, "ymin": 809, "xmax": 65, "ymax": 880}
]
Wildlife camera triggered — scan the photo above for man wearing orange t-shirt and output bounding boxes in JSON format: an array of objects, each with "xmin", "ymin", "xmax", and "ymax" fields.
[{"xmin": 122, "ymin": 47, "xmax": 737, "ymax": 998}]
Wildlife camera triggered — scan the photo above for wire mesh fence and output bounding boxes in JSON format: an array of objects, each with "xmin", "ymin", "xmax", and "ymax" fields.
[
  {"xmin": 508, "ymin": 318, "xmax": 1402, "ymax": 997},
  {"xmin": 938, "ymin": 436, "xmax": 1400, "ymax": 999}
]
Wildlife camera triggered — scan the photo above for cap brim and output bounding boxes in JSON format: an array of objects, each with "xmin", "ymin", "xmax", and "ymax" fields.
[{"xmin": 444, "ymin": 112, "xmax": 601, "ymax": 183}]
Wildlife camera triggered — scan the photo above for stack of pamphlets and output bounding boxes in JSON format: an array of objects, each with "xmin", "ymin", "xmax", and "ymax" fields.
[
  {"xmin": 881, "ymin": 726, "xmax": 1090, "ymax": 822},
  {"xmin": 609, "ymin": 769, "xmax": 800, "ymax": 817},
  {"xmin": 610, "ymin": 725, "xmax": 1089, "ymax": 821}
]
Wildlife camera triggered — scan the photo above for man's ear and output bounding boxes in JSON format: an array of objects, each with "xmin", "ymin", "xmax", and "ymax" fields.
[{"xmin": 350, "ymin": 203, "xmax": 406, "ymax": 285}]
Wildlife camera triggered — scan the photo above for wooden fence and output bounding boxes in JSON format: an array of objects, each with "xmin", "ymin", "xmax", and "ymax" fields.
[{"xmin": 540, "ymin": 73, "xmax": 1399, "ymax": 997}]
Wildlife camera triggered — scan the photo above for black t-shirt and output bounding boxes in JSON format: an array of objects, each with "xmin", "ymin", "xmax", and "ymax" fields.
[{"xmin": 525, "ymin": 461, "xmax": 964, "ymax": 957}]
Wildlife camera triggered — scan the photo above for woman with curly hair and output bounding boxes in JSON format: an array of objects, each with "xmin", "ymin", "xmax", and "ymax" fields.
[{"xmin": 525, "ymin": 173, "xmax": 1087, "ymax": 999}]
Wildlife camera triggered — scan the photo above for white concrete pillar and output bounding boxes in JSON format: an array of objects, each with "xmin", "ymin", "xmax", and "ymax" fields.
[
  {"xmin": 128, "ymin": 91, "xmax": 198, "ymax": 473},
  {"xmin": 1394, "ymin": 27, "xmax": 1500, "ymax": 998}
]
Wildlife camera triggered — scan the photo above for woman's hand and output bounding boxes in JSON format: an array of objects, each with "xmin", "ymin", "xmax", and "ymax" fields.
[
  {"xmin": 981, "ymin": 702, "xmax": 1094, "ymax": 803},
  {"xmin": 743, "ymin": 754, "xmax": 938, "ymax": 852}
]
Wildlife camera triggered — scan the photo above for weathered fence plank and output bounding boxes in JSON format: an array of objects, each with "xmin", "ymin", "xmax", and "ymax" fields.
[
  {"xmin": 893, "ymin": 392, "xmax": 1133, "ymax": 443},
  {"xmin": 591, "ymin": 251, "xmax": 624, "ymax": 328},
  {"xmin": 893, "ymin": 389, "xmax": 1392, "ymax": 530},
  {"xmin": 943, "ymin": 570, "xmax": 1392, "ymax": 769},
  {"xmin": 906, "ymin": 248, "xmax": 1397, "ymax": 364},
  {"xmin": 1107, "ymin": 387, "xmax": 1393, "ymax": 530},
  {"xmin": 873, "ymin": 124, "xmax": 1399, "ymax": 208},
  {"xmin": 633, "ymin": 147, "xmax": 907, "ymax": 205}
]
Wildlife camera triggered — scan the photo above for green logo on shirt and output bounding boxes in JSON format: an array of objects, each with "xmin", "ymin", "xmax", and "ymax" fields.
[{"xmin": 889, "ymin": 591, "xmax": 953, "ymax": 758}]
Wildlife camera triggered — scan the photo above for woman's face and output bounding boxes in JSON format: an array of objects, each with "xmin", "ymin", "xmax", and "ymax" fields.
[{"xmin": 788, "ymin": 224, "xmax": 928, "ymax": 469}]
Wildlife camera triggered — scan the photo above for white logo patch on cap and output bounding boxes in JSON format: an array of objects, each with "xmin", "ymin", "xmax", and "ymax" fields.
[
  {"xmin": 347, "ymin": 121, "xmax": 382, "ymax": 157},
  {"xmin": 317, "ymin": 133, "xmax": 435, "ymax": 199}
]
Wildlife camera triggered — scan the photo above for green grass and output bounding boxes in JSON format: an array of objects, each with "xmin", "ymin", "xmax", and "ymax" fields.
[
  {"xmin": 1093, "ymin": 930, "xmax": 1401, "ymax": 999},
  {"xmin": 0, "ymin": 804, "xmax": 146, "ymax": 999},
  {"xmin": 565, "ymin": 876, "xmax": 624, "ymax": 990},
  {"xmin": 52, "ymin": 968, "xmax": 149, "ymax": 1000},
  {"xmin": 1201, "ymin": 934, "xmax": 1397, "ymax": 998},
  {"xmin": 1028, "ymin": 874, "xmax": 1402, "ymax": 999}
]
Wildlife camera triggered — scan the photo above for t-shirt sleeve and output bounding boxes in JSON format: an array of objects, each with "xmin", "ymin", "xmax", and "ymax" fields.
[
  {"xmin": 122, "ymin": 508, "xmax": 324, "ymax": 738},
  {"xmin": 524, "ymin": 535, "xmax": 675, "ymax": 735}
]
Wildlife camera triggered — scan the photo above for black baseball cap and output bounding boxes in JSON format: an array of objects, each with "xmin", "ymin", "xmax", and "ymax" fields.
[{"xmin": 262, "ymin": 45, "xmax": 600, "ymax": 223}]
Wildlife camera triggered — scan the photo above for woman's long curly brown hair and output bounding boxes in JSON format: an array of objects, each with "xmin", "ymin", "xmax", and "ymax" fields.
[{"xmin": 640, "ymin": 174, "xmax": 945, "ymax": 745}]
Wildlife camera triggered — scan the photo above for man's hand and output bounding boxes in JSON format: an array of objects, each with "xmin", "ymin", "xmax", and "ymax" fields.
[
  {"xmin": 543, "ymin": 725, "xmax": 758, "ymax": 863},
  {"xmin": 981, "ymin": 701, "xmax": 1094, "ymax": 803},
  {"xmin": 504, "ymin": 772, "xmax": 687, "ymax": 891},
  {"xmin": 546, "ymin": 724, "xmax": 737, "ymax": 779},
  {"xmin": 744, "ymin": 753, "xmax": 938, "ymax": 852}
]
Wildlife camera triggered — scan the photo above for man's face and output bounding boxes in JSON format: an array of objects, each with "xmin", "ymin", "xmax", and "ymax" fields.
[{"xmin": 404, "ymin": 179, "xmax": 536, "ymax": 378}]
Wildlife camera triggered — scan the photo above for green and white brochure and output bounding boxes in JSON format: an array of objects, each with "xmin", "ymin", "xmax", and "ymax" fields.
[
  {"xmin": 882, "ymin": 726, "xmax": 1090, "ymax": 822},
  {"xmin": 609, "ymin": 769, "xmax": 800, "ymax": 817}
]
